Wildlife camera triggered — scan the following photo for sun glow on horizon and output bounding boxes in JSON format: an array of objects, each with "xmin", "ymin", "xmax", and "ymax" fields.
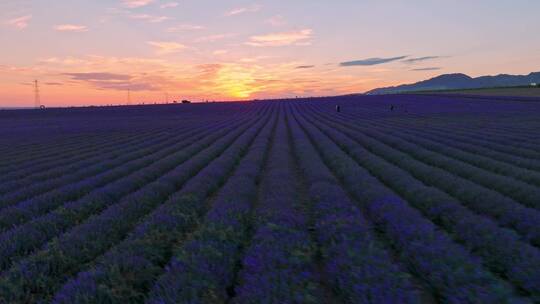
[{"xmin": 215, "ymin": 66, "xmax": 258, "ymax": 99}]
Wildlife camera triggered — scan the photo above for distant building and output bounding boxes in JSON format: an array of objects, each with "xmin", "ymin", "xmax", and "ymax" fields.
[
  {"xmin": 182, "ymin": 100, "xmax": 191, "ymax": 104},
  {"xmin": 531, "ymin": 83, "xmax": 538, "ymax": 87}
]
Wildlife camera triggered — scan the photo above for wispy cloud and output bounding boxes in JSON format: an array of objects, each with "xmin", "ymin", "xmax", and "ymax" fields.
[
  {"xmin": 295, "ymin": 65, "xmax": 315, "ymax": 69},
  {"xmin": 122, "ymin": 0, "xmax": 154, "ymax": 8},
  {"xmin": 160, "ymin": 2, "xmax": 179, "ymax": 9},
  {"xmin": 266, "ymin": 15, "xmax": 286, "ymax": 27},
  {"xmin": 54, "ymin": 24, "xmax": 89, "ymax": 32},
  {"xmin": 130, "ymin": 14, "xmax": 170, "ymax": 23},
  {"xmin": 63, "ymin": 72, "xmax": 157, "ymax": 91},
  {"xmin": 166, "ymin": 24, "xmax": 205, "ymax": 33},
  {"xmin": 402, "ymin": 56, "xmax": 441, "ymax": 64},
  {"xmin": 195, "ymin": 33, "xmax": 236, "ymax": 43},
  {"xmin": 6, "ymin": 15, "xmax": 32, "ymax": 30},
  {"xmin": 411, "ymin": 67, "xmax": 441, "ymax": 71},
  {"xmin": 246, "ymin": 29, "xmax": 312, "ymax": 47},
  {"xmin": 213, "ymin": 50, "xmax": 228, "ymax": 55},
  {"xmin": 147, "ymin": 41, "xmax": 187, "ymax": 54},
  {"xmin": 225, "ymin": 4, "xmax": 261, "ymax": 17},
  {"xmin": 340, "ymin": 56, "xmax": 407, "ymax": 66},
  {"xmin": 239, "ymin": 56, "xmax": 271, "ymax": 63},
  {"xmin": 63, "ymin": 72, "xmax": 131, "ymax": 81}
]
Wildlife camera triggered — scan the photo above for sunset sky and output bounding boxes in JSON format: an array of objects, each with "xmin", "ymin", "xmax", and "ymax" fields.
[{"xmin": 1, "ymin": 0, "xmax": 540, "ymax": 107}]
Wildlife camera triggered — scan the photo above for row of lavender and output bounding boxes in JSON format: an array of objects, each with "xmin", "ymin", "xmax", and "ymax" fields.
[
  {"xmin": 0, "ymin": 102, "xmax": 261, "ymax": 173},
  {"xmin": 308, "ymin": 106, "xmax": 540, "ymax": 244},
  {"xmin": 146, "ymin": 99, "xmax": 539, "ymax": 302},
  {"xmin": 0, "ymin": 96, "xmax": 538, "ymax": 303},
  {"xmin": 301, "ymin": 98, "xmax": 540, "ymax": 300},
  {"xmin": 0, "ymin": 104, "xmax": 263, "ymax": 302},
  {"xmin": 301, "ymin": 106, "xmax": 540, "ymax": 300},
  {"xmin": 0, "ymin": 104, "xmax": 260, "ymax": 183},
  {"xmin": 0, "ymin": 118, "xmax": 238, "ymax": 222},
  {"xmin": 0, "ymin": 116, "xmax": 260, "ymax": 302},
  {"xmin": 291, "ymin": 105, "xmax": 526, "ymax": 303},
  {"xmin": 0, "ymin": 105, "xmax": 264, "ymax": 230},
  {"xmin": 0, "ymin": 116, "xmax": 253, "ymax": 273}
]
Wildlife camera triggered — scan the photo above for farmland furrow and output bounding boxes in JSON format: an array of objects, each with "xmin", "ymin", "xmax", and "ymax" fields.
[
  {"xmin": 51, "ymin": 111, "xmax": 272, "ymax": 303},
  {"xmin": 309, "ymin": 108, "xmax": 540, "ymax": 248},
  {"xmin": 0, "ymin": 117, "xmax": 251, "ymax": 271},
  {"xmin": 0, "ymin": 132, "xmax": 155, "ymax": 175},
  {"xmin": 0, "ymin": 103, "xmax": 258, "ymax": 177},
  {"xmin": 0, "ymin": 112, "xmax": 244, "ymax": 198},
  {"xmin": 326, "ymin": 98, "xmax": 540, "ymax": 159},
  {"xmin": 0, "ymin": 104, "xmax": 257, "ymax": 172},
  {"xmin": 230, "ymin": 106, "xmax": 323, "ymax": 303},
  {"xmin": 0, "ymin": 127, "xmax": 176, "ymax": 198},
  {"xmin": 294, "ymin": 104, "xmax": 527, "ymax": 303},
  {"xmin": 0, "ymin": 117, "xmax": 258, "ymax": 303},
  {"xmin": 337, "ymin": 108, "xmax": 540, "ymax": 172},
  {"xmin": 301, "ymin": 106, "xmax": 540, "ymax": 301},
  {"xmin": 144, "ymin": 110, "xmax": 276, "ymax": 304},
  {"xmin": 0, "ymin": 126, "xmax": 174, "ymax": 188},
  {"xmin": 287, "ymin": 105, "xmax": 423, "ymax": 303},
  {"xmin": 339, "ymin": 106, "xmax": 540, "ymax": 161},
  {"xmin": 0, "ymin": 117, "xmax": 251, "ymax": 232},
  {"xmin": 368, "ymin": 123, "xmax": 540, "ymax": 188}
]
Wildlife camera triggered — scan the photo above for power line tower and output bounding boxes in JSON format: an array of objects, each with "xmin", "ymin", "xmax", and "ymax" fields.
[{"xmin": 34, "ymin": 80, "xmax": 41, "ymax": 109}]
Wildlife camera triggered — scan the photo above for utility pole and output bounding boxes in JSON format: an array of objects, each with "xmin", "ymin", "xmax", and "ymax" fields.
[{"xmin": 34, "ymin": 80, "xmax": 41, "ymax": 109}]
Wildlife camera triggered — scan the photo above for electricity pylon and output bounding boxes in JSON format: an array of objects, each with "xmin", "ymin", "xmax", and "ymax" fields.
[{"xmin": 34, "ymin": 80, "xmax": 40, "ymax": 109}]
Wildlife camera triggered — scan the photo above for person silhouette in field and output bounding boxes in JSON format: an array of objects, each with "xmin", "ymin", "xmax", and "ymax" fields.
[
  {"xmin": 336, "ymin": 105, "xmax": 341, "ymax": 113},
  {"xmin": 390, "ymin": 105, "xmax": 395, "ymax": 111}
]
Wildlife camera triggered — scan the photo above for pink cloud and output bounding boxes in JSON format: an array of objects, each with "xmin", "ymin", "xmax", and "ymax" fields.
[
  {"xmin": 166, "ymin": 24, "xmax": 205, "ymax": 32},
  {"xmin": 266, "ymin": 15, "xmax": 286, "ymax": 27},
  {"xmin": 54, "ymin": 24, "xmax": 89, "ymax": 32},
  {"xmin": 6, "ymin": 15, "xmax": 32, "ymax": 30},
  {"xmin": 225, "ymin": 4, "xmax": 261, "ymax": 17},
  {"xmin": 130, "ymin": 14, "xmax": 170, "ymax": 23},
  {"xmin": 160, "ymin": 2, "xmax": 179, "ymax": 9},
  {"xmin": 195, "ymin": 33, "xmax": 236, "ymax": 43},
  {"xmin": 122, "ymin": 0, "xmax": 154, "ymax": 8}
]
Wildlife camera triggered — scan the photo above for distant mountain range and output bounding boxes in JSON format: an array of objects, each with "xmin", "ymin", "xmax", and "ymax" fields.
[{"xmin": 366, "ymin": 72, "xmax": 540, "ymax": 95}]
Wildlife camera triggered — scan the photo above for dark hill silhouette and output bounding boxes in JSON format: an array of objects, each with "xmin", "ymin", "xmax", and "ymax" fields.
[{"xmin": 367, "ymin": 72, "xmax": 540, "ymax": 94}]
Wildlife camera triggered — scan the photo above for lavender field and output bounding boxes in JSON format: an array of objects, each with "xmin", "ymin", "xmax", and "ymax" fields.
[{"xmin": 1, "ymin": 94, "xmax": 540, "ymax": 303}]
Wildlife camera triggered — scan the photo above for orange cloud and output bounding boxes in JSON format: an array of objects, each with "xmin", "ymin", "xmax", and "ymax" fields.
[{"xmin": 147, "ymin": 41, "xmax": 187, "ymax": 54}]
